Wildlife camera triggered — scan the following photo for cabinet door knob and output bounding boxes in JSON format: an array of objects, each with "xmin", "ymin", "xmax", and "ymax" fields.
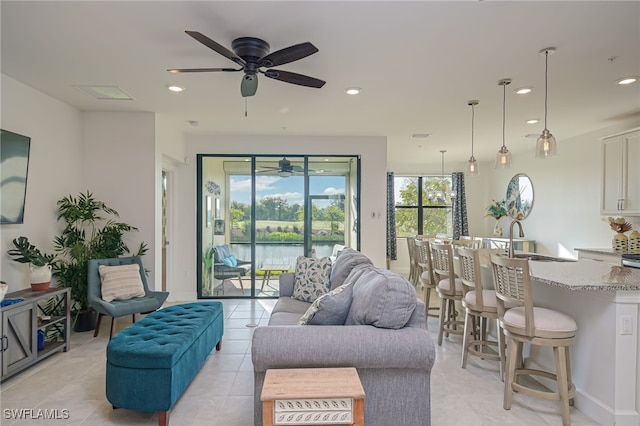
[{"xmin": 1, "ymin": 336, "xmax": 7, "ymax": 351}]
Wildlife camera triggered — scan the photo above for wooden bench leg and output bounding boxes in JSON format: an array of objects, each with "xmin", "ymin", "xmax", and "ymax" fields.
[
  {"xmin": 158, "ymin": 410, "xmax": 169, "ymax": 426},
  {"xmin": 109, "ymin": 317, "xmax": 117, "ymax": 340}
]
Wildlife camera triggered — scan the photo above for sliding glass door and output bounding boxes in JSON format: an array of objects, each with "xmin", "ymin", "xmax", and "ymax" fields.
[{"xmin": 197, "ymin": 155, "xmax": 360, "ymax": 299}]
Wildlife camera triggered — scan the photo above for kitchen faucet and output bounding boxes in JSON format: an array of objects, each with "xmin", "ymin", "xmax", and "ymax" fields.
[{"xmin": 509, "ymin": 220, "xmax": 524, "ymax": 258}]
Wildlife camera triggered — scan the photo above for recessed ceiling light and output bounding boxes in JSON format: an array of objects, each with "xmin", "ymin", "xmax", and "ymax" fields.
[
  {"xmin": 345, "ymin": 87, "xmax": 361, "ymax": 95},
  {"xmin": 526, "ymin": 119, "xmax": 539, "ymax": 124},
  {"xmin": 411, "ymin": 133, "xmax": 431, "ymax": 139},
  {"xmin": 514, "ymin": 87, "xmax": 533, "ymax": 95},
  {"xmin": 167, "ymin": 84, "xmax": 184, "ymax": 92},
  {"xmin": 616, "ymin": 77, "xmax": 638, "ymax": 85}
]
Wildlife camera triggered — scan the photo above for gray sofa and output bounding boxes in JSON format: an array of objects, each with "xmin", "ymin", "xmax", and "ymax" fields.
[{"xmin": 252, "ymin": 249, "xmax": 436, "ymax": 426}]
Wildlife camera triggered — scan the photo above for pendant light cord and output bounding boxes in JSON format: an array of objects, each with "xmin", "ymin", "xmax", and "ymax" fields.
[
  {"xmin": 471, "ymin": 104, "xmax": 475, "ymax": 156},
  {"xmin": 502, "ymin": 82, "xmax": 506, "ymax": 148},
  {"xmin": 543, "ymin": 50, "xmax": 549, "ymax": 130}
]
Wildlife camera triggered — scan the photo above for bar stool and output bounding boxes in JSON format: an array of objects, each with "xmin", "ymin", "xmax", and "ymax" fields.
[
  {"xmin": 457, "ymin": 247, "xmax": 504, "ymax": 377},
  {"xmin": 415, "ymin": 238, "xmax": 439, "ymax": 320},
  {"xmin": 490, "ymin": 254, "xmax": 577, "ymax": 426},
  {"xmin": 406, "ymin": 236, "xmax": 418, "ymax": 287},
  {"xmin": 430, "ymin": 242, "xmax": 464, "ymax": 345}
]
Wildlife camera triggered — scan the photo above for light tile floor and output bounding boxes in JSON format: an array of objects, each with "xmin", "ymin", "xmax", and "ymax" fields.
[{"xmin": 0, "ymin": 297, "xmax": 600, "ymax": 425}]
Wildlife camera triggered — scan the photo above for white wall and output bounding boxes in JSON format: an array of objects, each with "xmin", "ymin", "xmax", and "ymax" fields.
[
  {"xmin": 82, "ymin": 112, "xmax": 158, "ymax": 285},
  {"xmin": 0, "ymin": 75, "xmax": 83, "ymax": 292},
  {"xmin": 167, "ymin": 134, "xmax": 387, "ymax": 301}
]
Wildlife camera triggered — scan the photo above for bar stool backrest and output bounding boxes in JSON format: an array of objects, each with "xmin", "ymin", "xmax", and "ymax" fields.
[
  {"xmin": 490, "ymin": 254, "xmax": 535, "ymax": 337},
  {"xmin": 457, "ymin": 247, "xmax": 486, "ymax": 308}
]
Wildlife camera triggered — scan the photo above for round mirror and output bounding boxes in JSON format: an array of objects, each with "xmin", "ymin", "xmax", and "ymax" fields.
[{"xmin": 506, "ymin": 173, "xmax": 534, "ymax": 219}]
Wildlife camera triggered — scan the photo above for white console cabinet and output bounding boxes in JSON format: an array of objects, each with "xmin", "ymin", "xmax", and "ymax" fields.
[{"xmin": 601, "ymin": 128, "xmax": 640, "ymax": 215}]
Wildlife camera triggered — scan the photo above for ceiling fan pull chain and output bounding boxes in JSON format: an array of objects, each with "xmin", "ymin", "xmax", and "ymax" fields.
[{"xmin": 245, "ymin": 98, "xmax": 248, "ymax": 117}]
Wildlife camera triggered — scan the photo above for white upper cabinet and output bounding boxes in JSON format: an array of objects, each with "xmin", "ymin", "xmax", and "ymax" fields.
[{"xmin": 601, "ymin": 128, "xmax": 640, "ymax": 215}]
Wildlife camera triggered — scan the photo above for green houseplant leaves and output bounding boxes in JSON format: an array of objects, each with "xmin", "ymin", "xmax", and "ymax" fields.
[{"xmin": 51, "ymin": 191, "xmax": 147, "ymax": 314}]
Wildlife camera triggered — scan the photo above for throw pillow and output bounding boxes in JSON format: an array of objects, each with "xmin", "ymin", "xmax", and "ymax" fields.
[
  {"xmin": 221, "ymin": 255, "xmax": 238, "ymax": 267},
  {"xmin": 345, "ymin": 267, "xmax": 417, "ymax": 329},
  {"xmin": 99, "ymin": 264, "xmax": 146, "ymax": 302},
  {"xmin": 298, "ymin": 281, "xmax": 354, "ymax": 325},
  {"xmin": 292, "ymin": 256, "xmax": 332, "ymax": 303}
]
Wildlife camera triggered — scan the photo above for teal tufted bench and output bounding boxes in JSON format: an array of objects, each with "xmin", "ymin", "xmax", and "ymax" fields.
[{"xmin": 106, "ymin": 302, "xmax": 224, "ymax": 426}]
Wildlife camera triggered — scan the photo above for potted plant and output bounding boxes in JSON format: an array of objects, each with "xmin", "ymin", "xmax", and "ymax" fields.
[
  {"xmin": 51, "ymin": 191, "xmax": 147, "ymax": 332},
  {"xmin": 7, "ymin": 236, "xmax": 56, "ymax": 290}
]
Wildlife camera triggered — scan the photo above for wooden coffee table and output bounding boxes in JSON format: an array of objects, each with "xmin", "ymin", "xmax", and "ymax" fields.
[{"xmin": 261, "ymin": 367, "xmax": 365, "ymax": 426}]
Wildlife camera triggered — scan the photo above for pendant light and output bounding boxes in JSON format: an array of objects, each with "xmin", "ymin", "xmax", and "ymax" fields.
[
  {"xmin": 495, "ymin": 79, "xmax": 512, "ymax": 169},
  {"xmin": 536, "ymin": 47, "xmax": 558, "ymax": 158},
  {"xmin": 466, "ymin": 100, "xmax": 479, "ymax": 175}
]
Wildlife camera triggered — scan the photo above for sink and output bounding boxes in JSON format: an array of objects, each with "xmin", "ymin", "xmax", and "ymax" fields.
[{"xmin": 512, "ymin": 253, "xmax": 576, "ymax": 262}]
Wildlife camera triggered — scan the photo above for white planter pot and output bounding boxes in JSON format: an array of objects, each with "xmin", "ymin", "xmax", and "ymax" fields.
[{"xmin": 30, "ymin": 264, "xmax": 52, "ymax": 291}]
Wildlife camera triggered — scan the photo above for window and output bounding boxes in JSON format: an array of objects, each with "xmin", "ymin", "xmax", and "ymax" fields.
[{"xmin": 394, "ymin": 175, "xmax": 453, "ymax": 237}]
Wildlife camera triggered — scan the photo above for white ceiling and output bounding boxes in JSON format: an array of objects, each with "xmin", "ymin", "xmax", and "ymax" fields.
[{"xmin": 2, "ymin": 1, "xmax": 639, "ymax": 172}]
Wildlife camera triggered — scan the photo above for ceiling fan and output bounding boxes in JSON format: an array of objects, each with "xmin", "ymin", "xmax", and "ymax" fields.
[
  {"xmin": 257, "ymin": 157, "xmax": 314, "ymax": 177},
  {"xmin": 168, "ymin": 31, "xmax": 326, "ymax": 97}
]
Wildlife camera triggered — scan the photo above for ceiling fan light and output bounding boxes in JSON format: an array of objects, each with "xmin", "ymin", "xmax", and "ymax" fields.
[
  {"xmin": 536, "ymin": 129, "xmax": 558, "ymax": 158},
  {"xmin": 278, "ymin": 171, "xmax": 292, "ymax": 178}
]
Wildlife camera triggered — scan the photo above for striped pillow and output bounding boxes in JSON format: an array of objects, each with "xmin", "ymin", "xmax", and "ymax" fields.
[{"xmin": 99, "ymin": 264, "xmax": 145, "ymax": 302}]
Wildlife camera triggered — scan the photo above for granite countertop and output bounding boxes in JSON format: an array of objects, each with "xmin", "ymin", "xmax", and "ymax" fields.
[
  {"xmin": 574, "ymin": 247, "xmax": 623, "ymax": 257},
  {"xmin": 528, "ymin": 259, "xmax": 640, "ymax": 291}
]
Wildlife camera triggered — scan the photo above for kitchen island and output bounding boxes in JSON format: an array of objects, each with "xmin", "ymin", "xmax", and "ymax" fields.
[{"xmin": 526, "ymin": 258, "xmax": 640, "ymax": 425}]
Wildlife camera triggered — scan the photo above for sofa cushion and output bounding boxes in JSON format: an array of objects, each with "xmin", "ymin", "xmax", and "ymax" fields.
[
  {"xmin": 345, "ymin": 267, "xmax": 417, "ymax": 329},
  {"xmin": 292, "ymin": 256, "xmax": 332, "ymax": 303},
  {"xmin": 329, "ymin": 248, "xmax": 373, "ymax": 290},
  {"xmin": 99, "ymin": 264, "xmax": 146, "ymax": 302},
  {"xmin": 298, "ymin": 281, "xmax": 354, "ymax": 325}
]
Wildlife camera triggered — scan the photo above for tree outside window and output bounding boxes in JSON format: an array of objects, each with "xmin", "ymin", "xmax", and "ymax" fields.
[{"xmin": 394, "ymin": 176, "xmax": 452, "ymax": 237}]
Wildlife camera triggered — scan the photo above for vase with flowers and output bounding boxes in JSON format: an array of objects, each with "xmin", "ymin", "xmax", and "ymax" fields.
[
  {"xmin": 603, "ymin": 216, "xmax": 632, "ymax": 252},
  {"xmin": 486, "ymin": 199, "xmax": 508, "ymax": 237}
]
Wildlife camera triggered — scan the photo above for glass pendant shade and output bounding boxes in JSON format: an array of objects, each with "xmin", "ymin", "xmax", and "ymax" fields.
[
  {"xmin": 537, "ymin": 48, "xmax": 558, "ymax": 159},
  {"xmin": 495, "ymin": 146, "xmax": 512, "ymax": 168},
  {"xmin": 495, "ymin": 79, "xmax": 512, "ymax": 169},
  {"xmin": 467, "ymin": 156, "xmax": 478, "ymax": 175},
  {"xmin": 536, "ymin": 129, "xmax": 558, "ymax": 158}
]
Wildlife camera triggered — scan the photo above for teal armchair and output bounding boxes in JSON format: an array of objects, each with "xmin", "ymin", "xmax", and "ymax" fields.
[{"xmin": 88, "ymin": 256, "xmax": 169, "ymax": 339}]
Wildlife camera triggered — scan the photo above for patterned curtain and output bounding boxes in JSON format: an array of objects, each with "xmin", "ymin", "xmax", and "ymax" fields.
[
  {"xmin": 452, "ymin": 172, "xmax": 468, "ymax": 240},
  {"xmin": 386, "ymin": 172, "xmax": 397, "ymax": 260}
]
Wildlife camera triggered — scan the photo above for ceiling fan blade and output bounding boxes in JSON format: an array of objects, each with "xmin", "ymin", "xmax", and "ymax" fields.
[
  {"xmin": 167, "ymin": 67, "xmax": 242, "ymax": 74},
  {"xmin": 259, "ymin": 42, "xmax": 318, "ymax": 68},
  {"xmin": 185, "ymin": 30, "xmax": 246, "ymax": 67},
  {"xmin": 263, "ymin": 69, "xmax": 326, "ymax": 88},
  {"xmin": 241, "ymin": 74, "xmax": 258, "ymax": 97}
]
